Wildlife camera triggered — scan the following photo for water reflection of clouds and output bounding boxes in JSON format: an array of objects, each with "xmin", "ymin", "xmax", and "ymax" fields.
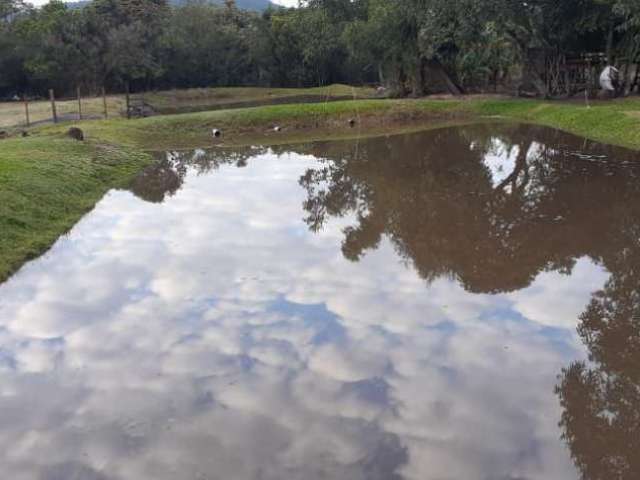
[
  {"xmin": 0, "ymin": 150, "xmax": 601, "ymax": 479},
  {"xmin": 479, "ymin": 138, "xmax": 520, "ymax": 188}
]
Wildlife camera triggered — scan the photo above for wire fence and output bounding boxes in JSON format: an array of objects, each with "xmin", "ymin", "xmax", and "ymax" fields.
[
  {"xmin": 0, "ymin": 87, "xmax": 135, "ymax": 130},
  {"xmin": 0, "ymin": 84, "xmax": 377, "ymax": 132}
]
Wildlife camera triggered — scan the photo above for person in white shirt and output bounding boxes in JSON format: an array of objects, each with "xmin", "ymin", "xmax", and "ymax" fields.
[{"xmin": 600, "ymin": 66, "xmax": 620, "ymax": 95}]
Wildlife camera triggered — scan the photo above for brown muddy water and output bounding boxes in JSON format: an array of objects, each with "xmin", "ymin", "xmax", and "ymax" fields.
[{"xmin": 1, "ymin": 123, "xmax": 639, "ymax": 479}]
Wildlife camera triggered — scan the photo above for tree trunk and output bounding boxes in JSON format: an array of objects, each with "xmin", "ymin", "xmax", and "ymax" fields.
[
  {"xmin": 631, "ymin": 64, "xmax": 640, "ymax": 93},
  {"xmin": 378, "ymin": 63, "xmax": 385, "ymax": 85},
  {"xmin": 525, "ymin": 51, "xmax": 549, "ymax": 98},
  {"xmin": 426, "ymin": 59, "xmax": 464, "ymax": 96},
  {"xmin": 503, "ymin": 27, "xmax": 549, "ymax": 98},
  {"xmin": 397, "ymin": 64, "xmax": 408, "ymax": 96},
  {"xmin": 411, "ymin": 56, "xmax": 426, "ymax": 97},
  {"xmin": 530, "ymin": 71, "xmax": 549, "ymax": 98},
  {"xmin": 606, "ymin": 26, "xmax": 615, "ymax": 65}
]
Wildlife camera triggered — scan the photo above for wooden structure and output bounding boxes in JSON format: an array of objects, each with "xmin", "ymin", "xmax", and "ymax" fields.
[{"xmin": 541, "ymin": 51, "xmax": 639, "ymax": 98}]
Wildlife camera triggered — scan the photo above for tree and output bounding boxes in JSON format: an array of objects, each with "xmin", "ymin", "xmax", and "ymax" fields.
[
  {"xmin": 0, "ymin": 0, "xmax": 29, "ymax": 95},
  {"xmin": 344, "ymin": 0, "xmax": 409, "ymax": 89},
  {"xmin": 9, "ymin": 1, "xmax": 82, "ymax": 92},
  {"xmin": 160, "ymin": 1, "xmax": 258, "ymax": 88},
  {"xmin": 88, "ymin": 0, "xmax": 169, "ymax": 89},
  {"xmin": 1, "ymin": 0, "xmax": 639, "ymax": 97}
]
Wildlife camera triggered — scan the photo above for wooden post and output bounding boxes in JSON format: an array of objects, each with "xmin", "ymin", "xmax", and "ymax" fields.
[
  {"xmin": 49, "ymin": 89, "xmax": 58, "ymax": 123},
  {"xmin": 77, "ymin": 86, "xmax": 82, "ymax": 120},
  {"xmin": 23, "ymin": 95, "xmax": 30, "ymax": 127},
  {"xmin": 125, "ymin": 81, "xmax": 131, "ymax": 119},
  {"xmin": 102, "ymin": 86, "xmax": 108, "ymax": 118}
]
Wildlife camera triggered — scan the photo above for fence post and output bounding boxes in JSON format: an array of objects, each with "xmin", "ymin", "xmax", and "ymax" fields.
[
  {"xmin": 23, "ymin": 95, "xmax": 30, "ymax": 127},
  {"xmin": 102, "ymin": 86, "xmax": 108, "ymax": 118},
  {"xmin": 125, "ymin": 81, "xmax": 131, "ymax": 119},
  {"xmin": 77, "ymin": 86, "xmax": 82, "ymax": 120},
  {"xmin": 49, "ymin": 89, "xmax": 58, "ymax": 123}
]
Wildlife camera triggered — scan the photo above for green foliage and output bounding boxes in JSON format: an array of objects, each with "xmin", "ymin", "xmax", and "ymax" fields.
[
  {"xmin": 160, "ymin": 1, "xmax": 256, "ymax": 87},
  {"xmin": 0, "ymin": 0, "xmax": 639, "ymax": 97}
]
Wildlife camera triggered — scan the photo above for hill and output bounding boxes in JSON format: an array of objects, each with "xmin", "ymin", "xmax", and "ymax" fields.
[
  {"xmin": 66, "ymin": 0, "xmax": 278, "ymax": 12},
  {"xmin": 178, "ymin": 0, "xmax": 276, "ymax": 10}
]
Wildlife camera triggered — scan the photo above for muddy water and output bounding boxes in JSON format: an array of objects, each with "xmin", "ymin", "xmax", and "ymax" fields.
[{"xmin": 1, "ymin": 123, "xmax": 639, "ymax": 480}]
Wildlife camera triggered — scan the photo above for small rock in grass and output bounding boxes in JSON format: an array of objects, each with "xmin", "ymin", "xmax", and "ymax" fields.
[{"xmin": 67, "ymin": 127, "xmax": 84, "ymax": 141}]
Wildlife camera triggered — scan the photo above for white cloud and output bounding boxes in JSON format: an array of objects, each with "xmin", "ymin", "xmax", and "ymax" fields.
[{"xmin": 0, "ymin": 148, "xmax": 602, "ymax": 479}]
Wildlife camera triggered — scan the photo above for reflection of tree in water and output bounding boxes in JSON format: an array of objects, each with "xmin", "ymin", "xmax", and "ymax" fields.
[
  {"xmin": 298, "ymin": 124, "xmax": 640, "ymax": 293},
  {"xmin": 129, "ymin": 155, "xmax": 186, "ymax": 203},
  {"xmin": 556, "ymin": 222, "xmax": 640, "ymax": 480},
  {"xmin": 128, "ymin": 147, "xmax": 268, "ymax": 203},
  {"xmin": 125, "ymin": 125, "xmax": 640, "ymax": 477},
  {"xmin": 294, "ymin": 124, "xmax": 640, "ymax": 478}
]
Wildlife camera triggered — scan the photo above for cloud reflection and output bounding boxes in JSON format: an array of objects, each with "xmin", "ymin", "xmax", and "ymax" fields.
[{"xmin": 1, "ymin": 125, "xmax": 631, "ymax": 479}]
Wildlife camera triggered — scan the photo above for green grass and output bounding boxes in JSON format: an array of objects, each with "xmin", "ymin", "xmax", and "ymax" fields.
[
  {"xmin": 38, "ymin": 98, "xmax": 467, "ymax": 149},
  {"xmin": 36, "ymin": 95, "xmax": 640, "ymax": 150},
  {"xmin": 144, "ymin": 84, "xmax": 377, "ymax": 113},
  {"xmin": 0, "ymin": 136, "xmax": 152, "ymax": 281},
  {"xmin": 470, "ymin": 97, "xmax": 640, "ymax": 149},
  {"xmin": 2, "ymin": 92, "xmax": 640, "ymax": 282}
]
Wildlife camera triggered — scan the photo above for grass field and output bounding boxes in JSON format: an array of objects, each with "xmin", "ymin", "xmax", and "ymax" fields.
[
  {"xmin": 0, "ymin": 95, "xmax": 126, "ymax": 129},
  {"xmin": 144, "ymin": 84, "xmax": 377, "ymax": 114},
  {"xmin": 2, "ymin": 91, "xmax": 640, "ymax": 283},
  {"xmin": 0, "ymin": 84, "xmax": 376, "ymax": 129}
]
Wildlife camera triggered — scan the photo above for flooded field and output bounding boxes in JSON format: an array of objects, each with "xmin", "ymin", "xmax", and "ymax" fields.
[{"xmin": 1, "ymin": 123, "xmax": 639, "ymax": 479}]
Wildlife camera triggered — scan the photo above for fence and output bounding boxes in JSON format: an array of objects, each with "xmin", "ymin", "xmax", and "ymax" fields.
[
  {"xmin": 0, "ymin": 87, "xmax": 133, "ymax": 130},
  {"xmin": 541, "ymin": 52, "xmax": 639, "ymax": 98}
]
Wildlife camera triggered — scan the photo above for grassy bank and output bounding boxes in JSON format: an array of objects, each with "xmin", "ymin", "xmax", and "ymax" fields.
[
  {"xmin": 145, "ymin": 84, "xmax": 376, "ymax": 114},
  {"xmin": 0, "ymin": 136, "xmax": 152, "ymax": 282},
  {"xmin": 472, "ymin": 97, "xmax": 640, "ymax": 150},
  {"xmin": 34, "ymin": 95, "xmax": 640, "ymax": 151},
  {"xmin": 2, "ymin": 94, "xmax": 640, "ymax": 282},
  {"xmin": 39, "ymin": 98, "xmax": 469, "ymax": 150}
]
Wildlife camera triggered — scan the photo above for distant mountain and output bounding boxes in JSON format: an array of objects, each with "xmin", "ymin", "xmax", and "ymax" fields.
[
  {"xmin": 173, "ymin": 0, "xmax": 277, "ymax": 11},
  {"xmin": 66, "ymin": 0, "xmax": 279, "ymax": 12}
]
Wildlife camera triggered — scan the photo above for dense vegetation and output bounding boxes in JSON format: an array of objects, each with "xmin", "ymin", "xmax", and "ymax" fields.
[{"xmin": 1, "ymin": 0, "xmax": 639, "ymax": 98}]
